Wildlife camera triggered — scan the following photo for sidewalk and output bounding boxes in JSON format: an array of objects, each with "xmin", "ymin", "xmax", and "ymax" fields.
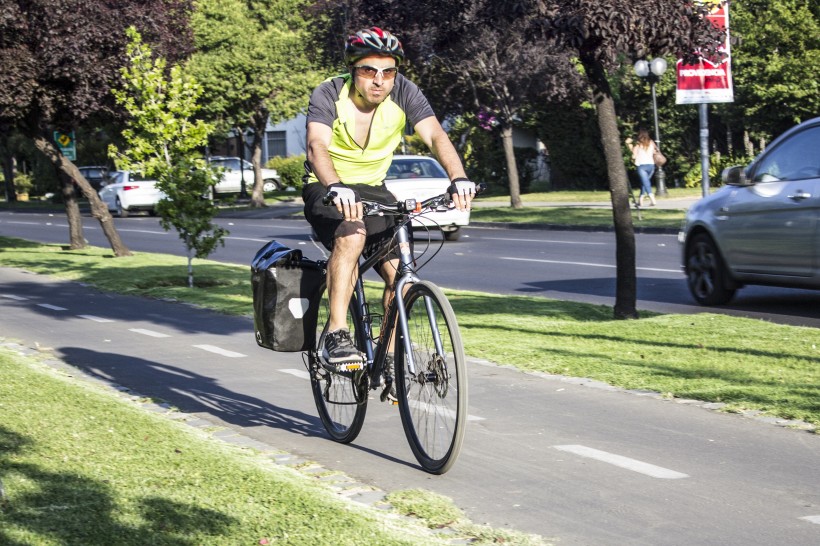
[
  {"xmin": 470, "ymin": 195, "xmax": 700, "ymax": 210},
  {"xmin": 216, "ymin": 195, "xmax": 699, "ymax": 235}
]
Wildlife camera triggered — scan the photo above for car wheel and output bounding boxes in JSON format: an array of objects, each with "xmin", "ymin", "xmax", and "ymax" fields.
[
  {"xmin": 685, "ymin": 233, "xmax": 735, "ymax": 306},
  {"xmin": 262, "ymin": 179, "xmax": 280, "ymax": 192},
  {"xmin": 116, "ymin": 198, "xmax": 129, "ymax": 218},
  {"xmin": 442, "ymin": 227, "xmax": 461, "ymax": 241}
]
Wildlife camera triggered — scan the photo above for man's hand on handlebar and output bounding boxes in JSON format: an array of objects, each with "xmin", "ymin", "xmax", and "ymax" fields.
[
  {"xmin": 448, "ymin": 178, "xmax": 476, "ymax": 211},
  {"xmin": 328, "ymin": 182, "xmax": 363, "ymax": 221}
]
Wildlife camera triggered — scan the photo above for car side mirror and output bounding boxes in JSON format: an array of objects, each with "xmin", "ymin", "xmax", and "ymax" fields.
[{"xmin": 722, "ymin": 166, "xmax": 751, "ymax": 186}]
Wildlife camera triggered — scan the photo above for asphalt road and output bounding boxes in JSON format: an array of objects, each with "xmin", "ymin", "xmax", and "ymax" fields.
[{"xmin": 1, "ymin": 209, "xmax": 819, "ymax": 545}]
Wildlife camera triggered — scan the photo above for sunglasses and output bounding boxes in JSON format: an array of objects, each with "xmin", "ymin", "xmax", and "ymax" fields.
[{"xmin": 353, "ymin": 65, "xmax": 398, "ymax": 80}]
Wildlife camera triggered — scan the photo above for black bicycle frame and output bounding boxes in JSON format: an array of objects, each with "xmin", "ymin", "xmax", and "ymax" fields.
[{"xmin": 351, "ymin": 219, "xmax": 420, "ymax": 388}]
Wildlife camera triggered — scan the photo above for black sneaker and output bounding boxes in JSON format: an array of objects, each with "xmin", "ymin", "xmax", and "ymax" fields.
[{"xmin": 322, "ymin": 329, "xmax": 364, "ymax": 365}]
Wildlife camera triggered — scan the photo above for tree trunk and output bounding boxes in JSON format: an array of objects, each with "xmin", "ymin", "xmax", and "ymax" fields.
[
  {"xmin": 187, "ymin": 249, "xmax": 194, "ymax": 288},
  {"xmin": 1, "ymin": 137, "xmax": 16, "ymax": 203},
  {"xmin": 500, "ymin": 124, "xmax": 522, "ymax": 208},
  {"xmin": 582, "ymin": 56, "xmax": 638, "ymax": 319},
  {"xmin": 31, "ymin": 133, "xmax": 132, "ymax": 257},
  {"xmin": 57, "ymin": 170, "xmax": 86, "ymax": 249},
  {"xmin": 249, "ymin": 107, "xmax": 269, "ymax": 208}
]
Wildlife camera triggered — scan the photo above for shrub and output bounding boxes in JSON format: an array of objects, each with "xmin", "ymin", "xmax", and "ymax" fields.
[
  {"xmin": 13, "ymin": 172, "xmax": 34, "ymax": 195},
  {"xmin": 266, "ymin": 154, "xmax": 306, "ymax": 190},
  {"xmin": 683, "ymin": 153, "xmax": 754, "ymax": 188}
]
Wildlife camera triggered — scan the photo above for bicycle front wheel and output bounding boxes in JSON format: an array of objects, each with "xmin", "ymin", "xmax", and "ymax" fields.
[
  {"xmin": 309, "ymin": 284, "xmax": 368, "ymax": 443},
  {"xmin": 395, "ymin": 281, "xmax": 467, "ymax": 474}
]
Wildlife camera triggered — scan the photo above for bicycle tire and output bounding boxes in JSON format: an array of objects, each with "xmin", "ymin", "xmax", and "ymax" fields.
[
  {"xmin": 309, "ymin": 284, "xmax": 368, "ymax": 443},
  {"xmin": 395, "ymin": 281, "xmax": 467, "ymax": 474}
]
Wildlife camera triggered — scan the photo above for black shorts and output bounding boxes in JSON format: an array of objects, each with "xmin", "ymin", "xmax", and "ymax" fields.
[{"xmin": 302, "ymin": 182, "xmax": 403, "ymax": 262}]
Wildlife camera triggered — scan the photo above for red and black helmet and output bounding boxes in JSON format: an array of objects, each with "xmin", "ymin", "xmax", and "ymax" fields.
[{"xmin": 345, "ymin": 27, "xmax": 405, "ymax": 65}]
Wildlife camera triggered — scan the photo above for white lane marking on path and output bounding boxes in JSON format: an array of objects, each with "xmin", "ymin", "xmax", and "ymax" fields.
[
  {"xmin": 77, "ymin": 315, "xmax": 114, "ymax": 323},
  {"xmin": 554, "ymin": 444, "xmax": 689, "ymax": 479},
  {"xmin": 193, "ymin": 345, "xmax": 246, "ymax": 358},
  {"xmin": 406, "ymin": 398, "xmax": 485, "ymax": 422},
  {"xmin": 280, "ymin": 368, "xmax": 310, "ymax": 380},
  {"xmin": 115, "ymin": 228, "xmax": 168, "ymax": 235},
  {"xmin": 1, "ymin": 294, "xmax": 28, "ymax": 300},
  {"xmin": 37, "ymin": 303, "xmax": 67, "ymax": 311},
  {"xmin": 278, "ymin": 369, "xmax": 486, "ymax": 421},
  {"xmin": 500, "ymin": 256, "xmax": 681, "ymax": 274},
  {"xmin": 224, "ymin": 236, "xmax": 274, "ymax": 243},
  {"xmin": 799, "ymin": 515, "xmax": 820, "ymax": 525},
  {"xmin": 129, "ymin": 328, "xmax": 171, "ymax": 338},
  {"xmin": 485, "ymin": 237, "xmax": 606, "ymax": 245},
  {"xmin": 245, "ymin": 223, "xmax": 306, "ymax": 230}
]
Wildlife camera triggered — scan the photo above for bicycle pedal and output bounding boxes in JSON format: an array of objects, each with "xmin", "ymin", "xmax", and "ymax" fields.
[{"xmin": 322, "ymin": 360, "xmax": 365, "ymax": 373}]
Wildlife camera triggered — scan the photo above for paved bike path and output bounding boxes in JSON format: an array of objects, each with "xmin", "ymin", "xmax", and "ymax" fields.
[{"xmin": 1, "ymin": 266, "xmax": 818, "ymax": 545}]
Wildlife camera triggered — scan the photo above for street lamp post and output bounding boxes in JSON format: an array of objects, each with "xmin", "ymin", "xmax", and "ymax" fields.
[{"xmin": 634, "ymin": 58, "xmax": 668, "ymax": 196}]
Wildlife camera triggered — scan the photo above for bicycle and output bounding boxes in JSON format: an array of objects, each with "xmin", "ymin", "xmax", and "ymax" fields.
[{"xmin": 305, "ymin": 189, "xmax": 473, "ymax": 474}]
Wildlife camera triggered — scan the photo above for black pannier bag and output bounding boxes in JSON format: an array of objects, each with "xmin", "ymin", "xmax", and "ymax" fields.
[{"xmin": 251, "ymin": 240, "xmax": 325, "ymax": 352}]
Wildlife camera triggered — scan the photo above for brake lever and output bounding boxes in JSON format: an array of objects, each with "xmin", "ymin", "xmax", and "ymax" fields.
[{"xmin": 322, "ymin": 191, "xmax": 338, "ymax": 206}]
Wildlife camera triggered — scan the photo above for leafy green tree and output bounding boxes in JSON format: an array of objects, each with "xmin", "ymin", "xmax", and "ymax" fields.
[
  {"xmin": 0, "ymin": 0, "xmax": 193, "ymax": 255},
  {"xmin": 111, "ymin": 28, "xmax": 226, "ymax": 288},
  {"xmin": 724, "ymin": 0, "xmax": 819, "ymax": 139},
  {"xmin": 189, "ymin": 0, "xmax": 322, "ymax": 206}
]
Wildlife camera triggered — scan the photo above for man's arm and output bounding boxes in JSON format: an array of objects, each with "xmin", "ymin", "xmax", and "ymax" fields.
[
  {"xmin": 306, "ymin": 121, "xmax": 340, "ymax": 187},
  {"xmin": 414, "ymin": 116, "xmax": 473, "ymax": 210}
]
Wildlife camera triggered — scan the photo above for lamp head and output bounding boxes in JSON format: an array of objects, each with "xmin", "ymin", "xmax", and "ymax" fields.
[
  {"xmin": 650, "ymin": 58, "xmax": 668, "ymax": 76},
  {"xmin": 633, "ymin": 59, "xmax": 649, "ymax": 78}
]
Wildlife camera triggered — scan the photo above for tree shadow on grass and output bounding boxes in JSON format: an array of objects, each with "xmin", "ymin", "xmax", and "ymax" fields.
[{"xmin": 0, "ymin": 426, "xmax": 235, "ymax": 546}]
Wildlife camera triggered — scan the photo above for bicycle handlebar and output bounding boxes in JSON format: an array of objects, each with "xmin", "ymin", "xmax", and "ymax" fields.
[{"xmin": 322, "ymin": 182, "xmax": 486, "ymax": 217}]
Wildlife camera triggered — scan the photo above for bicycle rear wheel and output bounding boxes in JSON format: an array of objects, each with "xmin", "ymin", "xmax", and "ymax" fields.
[
  {"xmin": 309, "ymin": 284, "xmax": 368, "ymax": 443},
  {"xmin": 395, "ymin": 281, "xmax": 467, "ymax": 474}
]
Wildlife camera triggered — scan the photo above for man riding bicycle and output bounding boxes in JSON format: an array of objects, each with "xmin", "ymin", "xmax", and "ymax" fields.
[{"xmin": 303, "ymin": 26, "xmax": 475, "ymax": 366}]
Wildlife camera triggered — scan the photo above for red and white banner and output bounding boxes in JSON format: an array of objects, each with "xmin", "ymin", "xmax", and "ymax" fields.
[{"xmin": 676, "ymin": 1, "xmax": 734, "ymax": 104}]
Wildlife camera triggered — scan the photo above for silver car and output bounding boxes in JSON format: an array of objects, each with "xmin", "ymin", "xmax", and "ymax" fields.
[
  {"xmin": 680, "ymin": 116, "xmax": 820, "ymax": 305},
  {"xmin": 207, "ymin": 156, "xmax": 281, "ymax": 194}
]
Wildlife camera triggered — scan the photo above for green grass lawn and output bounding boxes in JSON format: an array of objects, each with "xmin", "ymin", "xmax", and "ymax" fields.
[{"xmin": 470, "ymin": 206, "xmax": 685, "ymax": 229}]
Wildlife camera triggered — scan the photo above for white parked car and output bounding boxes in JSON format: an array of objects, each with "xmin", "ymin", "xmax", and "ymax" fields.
[
  {"xmin": 384, "ymin": 155, "xmax": 470, "ymax": 241},
  {"xmin": 207, "ymin": 156, "xmax": 281, "ymax": 195},
  {"xmin": 99, "ymin": 171, "xmax": 165, "ymax": 218}
]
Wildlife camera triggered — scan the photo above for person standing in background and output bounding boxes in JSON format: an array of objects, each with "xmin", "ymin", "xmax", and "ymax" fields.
[{"xmin": 626, "ymin": 127, "xmax": 657, "ymax": 207}]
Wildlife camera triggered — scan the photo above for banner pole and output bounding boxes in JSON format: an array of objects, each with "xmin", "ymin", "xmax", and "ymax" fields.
[{"xmin": 699, "ymin": 103, "xmax": 710, "ymax": 197}]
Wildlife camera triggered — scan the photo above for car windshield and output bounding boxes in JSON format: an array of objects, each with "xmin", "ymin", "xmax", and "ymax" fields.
[
  {"xmin": 753, "ymin": 125, "xmax": 820, "ymax": 182},
  {"xmin": 211, "ymin": 158, "xmax": 240, "ymax": 170},
  {"xmin": 81, "ymin": 168, "xmax": 106, "ymax": 179},
  {"xmin": 387, "ymin": 158, "xmax": 447, "ymax": 179}
]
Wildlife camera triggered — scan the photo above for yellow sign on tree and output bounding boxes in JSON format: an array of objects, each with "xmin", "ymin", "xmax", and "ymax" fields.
[{"xmin": 53, "ymin": 130, "xmax": 77, "ymax": 161}]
